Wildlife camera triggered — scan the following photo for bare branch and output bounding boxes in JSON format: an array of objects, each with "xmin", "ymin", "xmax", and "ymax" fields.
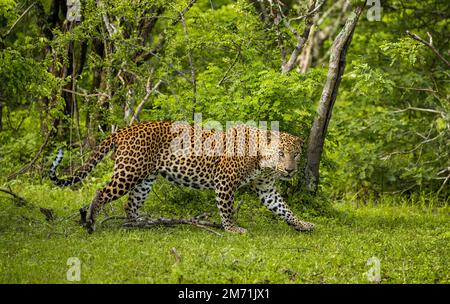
[
  {"xmin": 8, "ymin": 130, "xmax": 53, "ymax": 180},
  {"xmin": 3, "ymin": 2, "xmax": 37, "ymax": 37},
  {"xmin": 218, "ymin": 50, "xmax": 241, "ymax": 86},
  {"xmin": 179, "ymin": 10, "xmax": 197, "ymax": 119},
  {"xmin": 0, "ymin": 188, "xmax": 29, "ymax": 206},
  {"xmin": 406, "ymin": 30, "xmax": 450, "ymax": 69},
  {"xmin": 101, "ymin": 9, "xmax": 117, "ymax": 36},
  {"xmin": 394, "ymin": 85, "xmax": 438, "ymax": 93},
  {"xmin": 392, "ymin": 106, "xmax": 445, "ymax": 117},
  {"xmin": 437, "ymin": 173, "xmax": 450, "ymax": 195},
  {"xmin": 61, "ymin": 88, "xmax": 110, "ymax": 99},
  {"xmin": 280, "ymin": 0, "xmax": 323, "ymax": 74},
  {"xmin": 381, "ymin": 128, "xmax": 444, "ymax": 160},
  {"xmin": 100, "ymin": 213, "xmax": 223, "ymax": 236},
  {"xmin": 289, "ymin": 0, "xmax": 325, "ymax": 22},
  {"xmin": 129, "ymin": 79, "xmax": 162, "ymax": 126},
  {"xmin": 170, "ymin": 0, "xmax": 197, "ymax": 26}
]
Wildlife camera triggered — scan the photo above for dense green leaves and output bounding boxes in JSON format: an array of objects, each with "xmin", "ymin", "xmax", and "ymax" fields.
[{"xmin": 0, "ymin": 0, "xmax": 449, "ymax": 200}]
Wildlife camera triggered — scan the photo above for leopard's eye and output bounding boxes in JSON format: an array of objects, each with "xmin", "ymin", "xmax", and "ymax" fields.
[{"xmin": 278, "ymin": 151, "xmax": 284, "ymax": 157}]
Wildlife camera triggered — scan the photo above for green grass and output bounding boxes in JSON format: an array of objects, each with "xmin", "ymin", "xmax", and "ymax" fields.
[{"xmin": 0, "ymin": 181, "xmax": 449, "ymax": 284}]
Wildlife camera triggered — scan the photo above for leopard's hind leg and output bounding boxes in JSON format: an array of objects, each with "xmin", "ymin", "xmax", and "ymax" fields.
[
  {"xmin": 124, "ymin": 175, "xmax": 157, "ymax": 221},
  {"xmin": 214, "ymin": 187, "xmax": 247, "ymax": 234},
  {"xmin": 86, "ymin": 163, "xmax": 145, "ymax": 233}
]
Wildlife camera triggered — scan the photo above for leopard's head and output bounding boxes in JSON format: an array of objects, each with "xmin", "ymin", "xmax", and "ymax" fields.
[{"xmin": 259, "ymin": 131, "xmax": 303, "ymax": 180}]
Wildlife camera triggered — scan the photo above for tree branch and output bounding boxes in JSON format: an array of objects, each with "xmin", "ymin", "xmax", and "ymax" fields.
[
  {"xmin": 218, "ymin": 49, "xmax": 241, "ymax": 86},
  {"xmin": 129, "ymin": 79, "xmax": 162, "ymax": 125},
  {"xmin": 2, "ymin": 2, "xmax": 37, "ymax": 37},
  {"xmin": 280, "ymin": 0, "xmax": 323, "ymax": 74},
  {"xmin": 406, "ymin": 30, "xmax": 450, "ymax": 69},
  {"xmin": 289, "ymin": 0, "xmax": 325, "ymax": 22},
  {"xmin": 8, "ymin": 129, "xmax": 54, "ymax": 180},
  {"xmin": 179, "ymin": 10, "xmax": 197, "ymax": 120}
]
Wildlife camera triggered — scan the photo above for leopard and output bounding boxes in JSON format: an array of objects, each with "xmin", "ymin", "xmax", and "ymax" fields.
[{"xmin": 49, "ymin": 121, "xmax": 315, "ymax": 234}]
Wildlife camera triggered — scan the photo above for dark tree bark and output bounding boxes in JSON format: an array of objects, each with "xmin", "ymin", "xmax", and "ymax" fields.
[
  {"xmin": 89, "ymin": 35, "xmax": 108, "ymax": 136},
  {"xmin": 303, "ymin": 5, "xmax": 364, "ymax": 192},
  {"xmin": 61, "ymin": 37, "xmax": 75, "ymax": 138},
  {"xmin": 0, "ymin": 94, "xmax": 3, "ymax": 132}
]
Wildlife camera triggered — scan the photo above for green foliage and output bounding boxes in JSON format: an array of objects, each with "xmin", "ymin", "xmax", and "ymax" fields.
[
  {"xmin": 0, "ymin": 0, "xmax": 449, "ymax": 284},
  {"xmin": 324, "ymin": 1, "xmax": 450, "ymax": 198},
  {"xmin": 0, "ymin": 0, "xmax": 448, "ymax": 199}
]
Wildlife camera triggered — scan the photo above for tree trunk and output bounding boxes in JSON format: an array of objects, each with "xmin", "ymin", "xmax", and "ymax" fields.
[
  {"xmin": 303, "ymin": 5, "xmax": 363, "ymax": 192},
  {"xmin": 0, "ymin": 94, "xmax": 3, "ymax": 132}
]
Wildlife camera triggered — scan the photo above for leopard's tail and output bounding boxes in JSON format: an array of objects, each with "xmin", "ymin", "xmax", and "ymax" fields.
[{"xmin": 49, "ymin": 134, "xmax": 116, "ymax": 187}]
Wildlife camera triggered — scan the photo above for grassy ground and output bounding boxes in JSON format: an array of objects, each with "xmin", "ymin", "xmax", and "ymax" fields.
[{"xmin": 0, "ymin": 180, "xmax": 448, "ymax": 284}]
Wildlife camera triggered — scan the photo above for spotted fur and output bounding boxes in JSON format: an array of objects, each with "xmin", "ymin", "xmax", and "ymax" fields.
[{"xmin": 50, "ymin": 121, "xmax": 315, "ymax": 234}]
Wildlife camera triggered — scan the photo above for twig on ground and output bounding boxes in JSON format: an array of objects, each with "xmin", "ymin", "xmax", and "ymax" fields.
[
  {"xmin": 39, "ymin": 207, "xmax": 56, "ymax": 221},
  {"xmin": 0, "ymin": 188, "xmax": 29, "ymax": 206},
  {"xmin": 99, "ymin": 215, "xmax": 127, "ymax": 226},
  {"xmin": 99, "ymin": 214, "xmax": 223, "ymax": 236}
]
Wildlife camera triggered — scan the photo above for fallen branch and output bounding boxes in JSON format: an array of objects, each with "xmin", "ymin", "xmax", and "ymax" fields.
[
  {"xmin": 0, "ymin": 188, "xmax": 29, "ymax": 206},
  {"xmin": 0, "ymin": 188, "xmax": 57, "ymax": 221},
  {"xmin": 99, "ymin": 214, "xmax": 223, "ymax": 236},
  {"xmin": 39, "ymin": 207, "xmax": 56, "ymax": 221}
]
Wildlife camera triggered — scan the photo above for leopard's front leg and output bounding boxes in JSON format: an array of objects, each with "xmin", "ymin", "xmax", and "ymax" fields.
[
  {"xmin": 214, "ymin": 188, "xmax": 247, "ymax": 234},
  {"xmin": 253, "ymin": 179, "xmax": 315, "ymax": 232}
]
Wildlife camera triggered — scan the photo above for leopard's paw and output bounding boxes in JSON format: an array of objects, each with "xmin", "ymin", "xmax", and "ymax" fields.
[
  {"xmin": 224, "ymin": 225, "xmax": 247, "ymax": 234},
  {"xmin": 293, "ymin": 221, "xmax": 315, "ymax": 232}
]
